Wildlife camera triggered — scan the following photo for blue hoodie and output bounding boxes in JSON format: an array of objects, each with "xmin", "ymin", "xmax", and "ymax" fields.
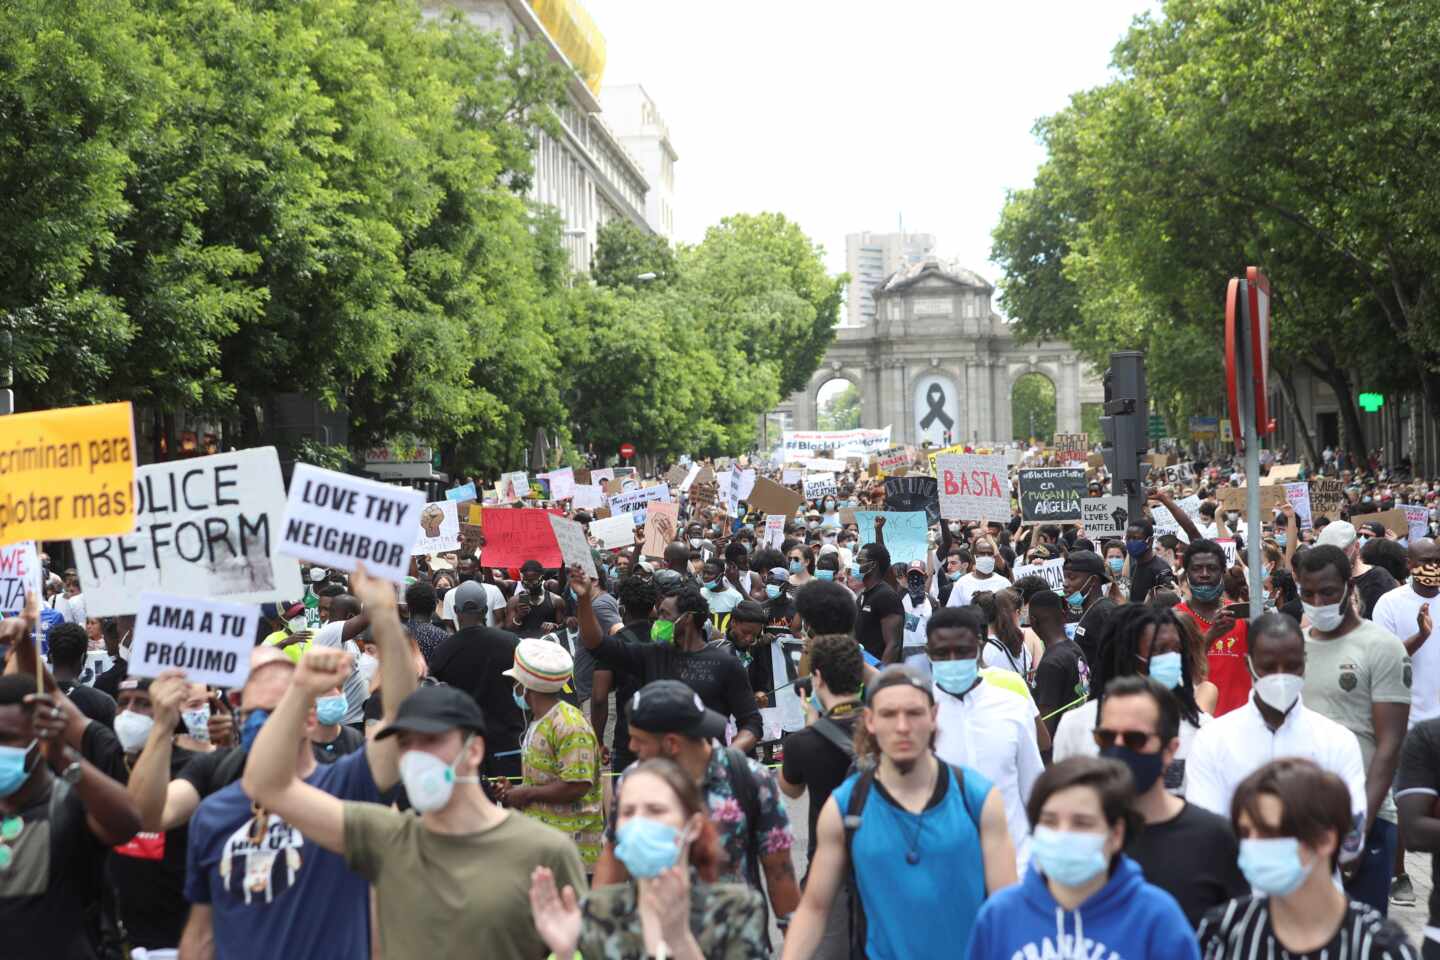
[{"xmin": 966, "ymin": 855, "xmax": 1199, "ymax": 960}]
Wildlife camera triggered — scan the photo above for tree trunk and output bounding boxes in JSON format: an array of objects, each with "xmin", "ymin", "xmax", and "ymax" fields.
[
  {"xmin": 1305, "ymin": 357, "xmax": 1366, "ymax": 466},
  {"xmin": 1274, "ymin": 365, "xmax": 1320, "ymax": 468}
]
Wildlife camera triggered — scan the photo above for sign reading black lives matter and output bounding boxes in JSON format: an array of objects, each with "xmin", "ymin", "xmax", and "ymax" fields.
[
  {"xmin": 74, "ymin": 447, "xmax": 303, "ymax": 617},
  {"xmin": 130, "ymin": 592, "xmax": 259, "ymax": 688},
  {"xmin": 1017, "ymin": 467, "xmax": 1086, "ymax": 522},
  {"xmin": 1081, "ymin": 496, "xmax": 1130, "ymax": 537},
  {"xmin": 279, "ymin": 464, "xmax": 424, "ymax": 584}
]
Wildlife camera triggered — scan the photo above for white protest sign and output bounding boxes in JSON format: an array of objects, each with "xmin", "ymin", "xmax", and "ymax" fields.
[
  {"xmin": 1403, "ymin": 504, "xmax": 1430, "ymax": 543},
  {"xmin": 781, "ymin": 468, "xmax": 802, "ymax": 485},
  {"xmin": 1081, "ymin": 497, "xmax": 1130, "ymax": 538},
  {"xmin": 74, "ymin": 447, "xmax": 302, "ymax": 617},
  {"xmin": 764, "ymin": 514, "xmax": 786, "ymax": 550},
  {"xmin": 590, "ymin": 514, "xmax": 635, "ymax": 551},
  {"xmin": 803, "ymin": 473, "xmax": 838, "ymax": 500},
  {"xmin": 1153, "ymin": 494, "xmax": 1201, "ymax": 540},
  {"xmin": 548, "ymin": 514, "xmax": 596, "ymax": 577},
  {"xmin": 279, "ymin": 464, "xmax": 423, "ymax": 584},
  {"xmin": 499, "ymin": 471, "xmax": 528, "ymax": 502},
  {"xmin": 728, "ymin": 468, "xmax": 756, "ymax": 511},
  {"xmin": 130, "ymin": 592, "xmax": 259, "ymax": 688},
  {"xmin": 678, "ymin": 463, "xmax": 701, "ymax": 493},
  {"xmin": 1216, "ymin": 538, "xmax": 1239, "ymax": 569},
  {"xmin": 545, "ymin": 467, "xmax": 576, "ymax": 501},
  {"xmin": 796, "ymin": 457, "xmax": 848, "ymax": 473},
  {"xmin": 936, "ymin": 453, "xmax": 1010, "ymax": 521},
  {"xmin": 609, "ymin": 483, "xmax": 672, "ymax": 525},
  {"xmin": 412, "ymin": 500, "xmax": 461, "ymax": 556},
  {"xmin": 0, "ymin": 541, "xmax": 40, "ymax": 617},
  {"xmin": 571, "ymin": 484, "xmax": 606, "ymax": 510},
  {"xmin": 1013, "ymin": 557, "xmax": 1066, "ymax": 592},
  {"xmin": 1284, "ymin": 482, "xmax": 1313, "ymax": 530}
]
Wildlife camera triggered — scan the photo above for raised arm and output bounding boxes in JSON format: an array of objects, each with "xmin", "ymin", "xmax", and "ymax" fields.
[
  {"xmin": 29, "ymin": 691, "xmax": 141, "ymax": 845},
  {"xmin": 1150, "ymin": 488, "xmax": 1203, "ymax": 543},
  {"xmin": 349, "ymin": 564, "xmax": 412, "ymax": 790},
  {"xmin": 779, "ymin": 798, "xmax": 848, "ymax": 960},
  {"xmin": 571, "ymin": 566, "xmax": 605, "ymax": 651},
  {"xmin": 241, "ymin": 648, "xmax": 352, "ymax": 855},
  {"xmin": 128, "ymin": 669, "xmax": 202, "ymax": 832}
]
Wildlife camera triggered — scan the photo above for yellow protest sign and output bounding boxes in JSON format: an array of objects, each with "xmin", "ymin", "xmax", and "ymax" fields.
[
  {"xmin": 0, "ymin": 402, "xmax": 136, "ymax": 546},
  {"xmin": 926, "ymin": 444, "xmax": 966, "ymax": 476}
]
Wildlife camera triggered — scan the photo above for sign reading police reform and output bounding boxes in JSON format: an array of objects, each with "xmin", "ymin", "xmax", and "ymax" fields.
[
  {"xmin": 130, "ymin": 593, "xmax": 259, "ymax": 688},
  {"xmin": 279, "ymin": 464, "xmax": 423, "ymax": 583},
  {"xmin": 1017, "ymin": 467, "xmax": 1086, "ymax": 522},
  {"xmin": 74, "ymin": 447, "xmax": 301, "ymax": 617}
]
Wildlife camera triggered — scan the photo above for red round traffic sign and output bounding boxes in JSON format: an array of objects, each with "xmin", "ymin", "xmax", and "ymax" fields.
[{"xmin": 619, "ymin": 443, "xmax": 636, "ymax": 459}]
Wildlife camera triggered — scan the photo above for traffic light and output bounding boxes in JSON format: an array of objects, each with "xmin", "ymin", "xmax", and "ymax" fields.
[{"xmin": 1099, "ymin": 351, "xmax": 1149, "ymax": 523}]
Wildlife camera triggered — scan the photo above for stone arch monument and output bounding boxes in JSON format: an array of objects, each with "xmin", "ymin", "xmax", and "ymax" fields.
[{"xmin": 776, "ymin": 257, "xmax": 1104, "ymax": 444}]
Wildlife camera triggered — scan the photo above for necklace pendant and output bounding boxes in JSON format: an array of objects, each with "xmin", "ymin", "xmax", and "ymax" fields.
[{"xmin": 905, "ymin": 850, "xmax": 920, "ymax": 865}]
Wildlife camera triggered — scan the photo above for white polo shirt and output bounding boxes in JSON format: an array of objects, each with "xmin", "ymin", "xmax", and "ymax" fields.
[
  {"xmin": 933, "ymin": 675, "xmax": 1045, "ymax": 871},
  {"xmin": 1185, "ymin": 693, "xmax": 1367, "ymax": 859}
]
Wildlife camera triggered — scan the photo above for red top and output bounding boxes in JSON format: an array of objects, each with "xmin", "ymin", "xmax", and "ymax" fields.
[{"xmin": 1176, "ymin": 601, "xmax": 1251, "ymax": 717}]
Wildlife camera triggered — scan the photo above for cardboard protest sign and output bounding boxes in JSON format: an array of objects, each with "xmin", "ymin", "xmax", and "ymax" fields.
[
  {"xmin": 0, "ymin": 401, "xmax": 137, "ymax": 547},
  {"xmin": 1017, "ymin": 468, "xmax": 1086, "ymax": 522},
  {"xmin": 1284, "ymin": 483, "xmax": 1313, "ymax": 530},
  {"xmin": 571, "ymin": 484, "xmax": 605, "ymax": 510},
  {"xmin": 1054, "ymin": 434, "xmax": 1088, "ymax": 465},
  {"xmin": 937, "ymin": 454, "xmax": 1010, "ymax": 521},
  {"xmin": 688, "ymin": 480, "xmax": 719, "ymax": 511},
  {"xmin": 75, "ymin": 448, "xmax": 302, "ymax": 616},
  {"xmin": 279, "ymin": 464, "xmax": 423, "ymax": 583},
  {"xmin": 764, "ymin": 514, "xmax": 786, "ymax": 549},
  {"xmin": 1153, "ymin": 494, "xmax": 1202, "ymax": 538},
  {"xmin": 1351, "ymin": 509, "xmax": 1408, "ymax": 539},
  {"xmin": 853, "ymin": 511, "xmax": 930, "ymax": 565},
  {"xmin": 666, "ymin": 464, "xmax": 690, "ymax": 487},
  {"xmin": 1087, "ymin": 453, "xmax": 1105, "ymax": 469},
  {"xmin": 480, "ymin": 508, "xmax": 563, "ymax": 568},
  {"xmin": 875, "ymin": 447, "xmax": 910, "ymax": 473},
  {"xmin": 445, "ymin": 482, "xmax": 477, "ymax": 502},
  {"xmin": 0, "ymin": 542, "xmax": 40, "ymax": 617},
  {"xmin": 803, "ymin": 473, "xmax": 839, "ymax": 501},
  {"xmin": 412, "ymin": 500, "xmax": 461, "ymax": 556},
  {"xmin": 1218, "ymin": 485, "xmax": 1286, "ymax": 512},
  {"xmin": 1265, "ymin": 463, "xmax": 1302, "ymax": 484},
  {"xmin": 639, "ymin": 501, "xmax": 679, "ymax": 559},
  {"xmin": 130, "ymin": 593, "xmax": 259, "ymax": 688},
  {"xmin": 548, "ymin": 514, "xmax": 596, "ymax": 577},
  {"xmin": 1309, "ymin": 479, "xmax": 1345, "ymax": 521},
  {"xmin": 677, "ymin": 463, "xmax": 701, "ymax": 492},
  {"xmin": 884, "ymin": 476, "xmax": 940, "ymax": 526},
  {"xmin": 589, "ymin": 514, "xmax": 635, "ymax": 551},
  {"xmin": 1403, "ymin": 505, "xmax": 1430, "ymax": 542},
  {"xmin": 748, "ymin": 477, "xmax": 806, "ymax": 518},
  {"xmin": 1081, "ymin": 497, "xmax": 1130, "ymax": 537},
  {"xmin": 1013, "ymin": 557, "xmax": 1066, "ymax": 592}
]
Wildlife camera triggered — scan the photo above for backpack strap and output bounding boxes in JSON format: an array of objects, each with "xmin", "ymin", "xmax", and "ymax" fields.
[
  {"xmin": 843, "ymin": 767, "xmax": 876, "ymax": 959},
  {"xmin": 945, "ymin": 763, "xmax": 982, "ymax": 831},
  {"xmin": 811, "ymin": 716, "xmax": 856, "ymax": 760}
]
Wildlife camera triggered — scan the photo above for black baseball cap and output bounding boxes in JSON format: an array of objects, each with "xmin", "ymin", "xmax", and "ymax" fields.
[
  {"xmin": 375, "ymin": 685, "xmax": 487, "ymax": 740},
  {"xmin": 1064, "ymin": 549, "xmax": 1109, "ymax": 583},
  {"xmin": 629, "ymin": 679, "xmax": 727, "ymax": 741}
]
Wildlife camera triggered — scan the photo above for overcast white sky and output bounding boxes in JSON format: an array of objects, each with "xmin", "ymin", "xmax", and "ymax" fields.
[{"xmin": 585, "ymin": 0, "xmax": 1155, "ymax": 283}]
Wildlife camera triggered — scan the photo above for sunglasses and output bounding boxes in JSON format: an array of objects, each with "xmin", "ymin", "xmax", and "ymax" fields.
[{"xmin": 1092, "ymin": 728, "xmax": 1159, "ymax": 751}]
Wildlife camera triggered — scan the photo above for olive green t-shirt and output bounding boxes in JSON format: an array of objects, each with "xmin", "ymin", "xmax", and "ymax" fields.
[
  {"xmin": 343, "ymin": 802, "xmax": 587, "ymax": 959},
  {"xmin": 1302, "ymin": 618, "xmax": 1412, "ymax": 823}
]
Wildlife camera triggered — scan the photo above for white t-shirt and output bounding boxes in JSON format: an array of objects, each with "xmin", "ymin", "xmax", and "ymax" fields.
[
  {"xmin": 1371, "ymin": 583, "xmax": 1440, "ymax": 726},
  {"xmin": 901, "ymin": 594, "xmax": 933, "ymax": 670},
  {"xmin": 945, "ymin": 572, "xmax": 1011, "ymax": 609},
  {"xmin": 934, "ymin": 676, "xmax": 1045, "ymax": 871},
  {"xmin": 981, "ymin": 636, "xmax": 1033, "ymax": 678},
  {"xmin": 702, "ymin": 584, "xmax": 744, "ymax": 615},
  {"xmin": 1052, "ymin": 698, "xmax": 1211, "ymax": 797},
  {"xmin": 441, "ymin": 582, "xmax": 505, "ymax": 628}
]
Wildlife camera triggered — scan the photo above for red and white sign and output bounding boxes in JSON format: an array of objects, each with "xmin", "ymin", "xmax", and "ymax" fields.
[{"xmin": 619, "ymin": 442, "xmax": 636, "ymax": 460}]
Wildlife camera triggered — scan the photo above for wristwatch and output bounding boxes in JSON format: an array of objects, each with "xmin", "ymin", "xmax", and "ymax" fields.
[{"xmin": 54, "ymin": 749, "xmax": 82, "ymax": 785}]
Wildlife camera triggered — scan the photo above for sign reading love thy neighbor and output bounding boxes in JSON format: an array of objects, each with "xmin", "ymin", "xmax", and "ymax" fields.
[
  {"xmin": 1017, "ymin": 467, "xmax": 1086, "ymax": 522},
  {"xmin": 936, "ymin": 453, "xmax": 1010, "ymax": 522},
  {"xmin": 0, "ymin": 541, "xmax": 41, "ymax": 617},
  {"xmin": 0, "ymin": 401, "xmax": 137, "ymax": 547},
  {"xmin": 130, "ymin": 592, "xmax": 259, "ymax": 688},
  {"xmin": 75, "ymin": 447, "xmax": 302, "ymax": 616},
  {"xmin": 279, "ymin": 464, "xmax": 423, "ymax": 583}
]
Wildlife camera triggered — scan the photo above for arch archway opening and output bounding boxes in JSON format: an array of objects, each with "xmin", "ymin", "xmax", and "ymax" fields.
[
  {"xmin": 1011, "ymin": 372, "xmax": 1056, "ymax": 444},
  {"xmin": 816, "ymin": 377, "xmax": 862, "ymax": 431}
]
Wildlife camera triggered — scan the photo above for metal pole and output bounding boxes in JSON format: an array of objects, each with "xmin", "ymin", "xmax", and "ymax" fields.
[{"xmin": 1238, "ymin": 280, "xmax": 1265, "ymax": 618}]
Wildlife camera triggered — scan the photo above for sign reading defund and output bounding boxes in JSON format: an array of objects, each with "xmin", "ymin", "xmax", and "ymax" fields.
[
  {"xmin": 74, "ymin": 447, "xmax": 302, "ymax": 617},
  {"xmin": 130, "ymin": 593, "xmax": 259, "ymax": 688},
  {"xmin": 279, "ymin": 464, "xmax": 424, "ymax": 583}
]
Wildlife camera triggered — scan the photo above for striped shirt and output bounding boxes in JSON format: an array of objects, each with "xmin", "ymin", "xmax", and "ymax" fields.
[{"xmin": 1197, "ymin": 896, "xmax": 1416, "ymax": 960}]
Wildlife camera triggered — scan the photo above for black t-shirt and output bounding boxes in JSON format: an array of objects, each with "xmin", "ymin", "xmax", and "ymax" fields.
[
  {"xmin": 781, "ymin": 710, "xmax": 859, "ymax": 858},
  {"xmin": 1126, "ymin": 802, "xmax": 1247, "ymax": 928},
  {"xmin": 1128, "ymin": 553, "xmax": 1176, "ymax": 603},
  {"xmin": 107, "ymin": 746, "xmax": 198, "ymax": 949},
  {"xmin": 1033, "ymin": 638, "xmax": 1088, "ymax": 735},
  {"xmin": 515, "ymin": 590, "xmax": 562, "ymax": 638},
  {"xmin": 1356, "ymin": 566, "xmax": 1400, "ymax": 620},
  {"xmin": 59, "ymin": 681, "xmax": 116, "ymax": 730},
  {"xmin": 597, "ymin": 622, "xmax": 651, "ymax": 767},
  {"xmin": 176, "ymin": 746, "xmax": 246, "ymax": 800},
  {"xmin": 1071, "ymin": 597, "xmax": 1117, "ymax": 670},
  {"xmin": 310, "ymin": 724, "xmax": 365, "ymax": 765},
  {"xmin": 0, "ymin": 775, "xmax": 106, "ymax": 960},
  {"xmin": 1395, "ymin": 717, "xmax": 1440, "ymax": 925},
  {"xmin": 592, "ymin": 633, "xmax": 762, "ymax": 741},
  {"xmin": 428, "ymin": 625, "xmax": 524, "ymax": 765},
  {"xmin": 93, "ymin": 659, "xmax": 127, "ymax": 700},
  {"xmin": 855, "ymin": 582, "xmax": 902, "ymax": 661}
]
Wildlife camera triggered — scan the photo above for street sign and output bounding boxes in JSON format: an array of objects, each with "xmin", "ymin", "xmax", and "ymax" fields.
[
  {"xmin": 1246, "ymin": 267, "xmax": 1272, "ymax": 436},
  {"xmin": 619, "ymin": 442, "xmax": 636, "ymax": 460},
  {"xmin": 1358, "ymin": 392, "xmax": 1385, "ymax": 413}
]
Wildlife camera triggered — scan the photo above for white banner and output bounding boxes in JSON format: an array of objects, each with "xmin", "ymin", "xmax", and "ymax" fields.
[
  {"xmin": 803, "ymin": 473, "xmax": 838, "ymax": 500},
  {"xmin": 130, "ymin": 592, "xmax": 260, "ymax": 688},
  {"xmin": 74, "ymin": 448, "xmax": 302, "ymax": 617},
  {"xmin": 279, "ymin": 464, "xmax": 423, "ymax": 583},
  {"xmin": 1081, "ymin": 496, "xmax": 1130, "ymax": 537},
  {"xmin": 0, "ymin": 542, "xmax": 40, "ymax": 617},
  {"xmin": 589, "ymin": 514, "xmax": 635, "ymax": 551},
  {"xmin": 1013, "ymin": 557, "xmax": 1066, "ymax": 593},
  {"xmin": 412, "ymin": 500, "xmax": 461, "ymax": 556},
  {"xmin": 781, "ymin": 426, "xmax": 892, "ymax": 456},
  {"xmin": 936, "ymin": 453, "xmax": 1010, "ymax": 522}
]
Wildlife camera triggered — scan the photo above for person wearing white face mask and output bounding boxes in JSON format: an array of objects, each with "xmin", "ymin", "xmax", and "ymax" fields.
[
  {"xmin": 243, "ymin": 571, "xmax": 585, "ymax": 959},
  {"xmin": 946, "ymin": 536, "xmax": 1009, "ymax": 610},
  {"xmin": 1185, "ymin": 614, "xmax": 1367, "ymax": 859},
  {"xmin": 1295, "ymin": 545, "xmax": 1412, "ymax": 917},
  {"xmin": 1198, "ymin": 758, "xmax": 1416, "ymax": 960},
  {"xmin": 965, "ymin": 757, "xmax": 1199, "ymax": 960}
]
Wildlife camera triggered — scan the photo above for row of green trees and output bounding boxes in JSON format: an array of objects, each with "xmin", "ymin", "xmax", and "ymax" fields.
[
  {"xmin": 3, "ymin": 0, "xmax": 842, "ymax": 474},
  {"xmin": 992, "ymin": 0, "xmax": 1440, "ymax": 461}
]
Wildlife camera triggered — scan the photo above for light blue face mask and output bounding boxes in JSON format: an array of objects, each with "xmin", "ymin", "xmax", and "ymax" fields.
[
  {"xmin": 614, "ymin": 817, "xmax": 684, "ymax": 878},
  {"xmin": 1237, "ymin": 837, "xmax": 1312, "ymax": 895},
  {"xmin": 849, "ymin": 563, "xmax": 863, "ymax": 578},
  {"xmin": 815, "ymin": 570, "xmax": 835, "ymax": 581},
  {"xmin": 948, "ymin": 570, "xmax": 963, "ymax": 582},
  {"xmin": 931, "ymin": 657, "xmax": 978, "ymax": 694},
  {"xmin": 1147, "ymin": 650, "xmax": 1183, "ymax": 690},
  {"xmin": 0, "ymin": 740, "xmax": 37, "ymax": 798},
  {"xmin": 315, "ymin": 695, "xmax": 347, "ymax": 726},
  {"xmin": 765, "ymin": 584, "xmax": 782, "ymax": 600},
  {"xmin": 1031, "ymin": 826, "xmax": 1108, "ymax": 886},
  {"xmin": 1107, "ymin": 557, "xmax": 1124, "ymax": 575},
  {"xmin": 1066, "ymin": 589, "xmax": 1087, "ymax": 611},
  {"xmin": 512, "ymin": 686, "xmax": 529, "ymax": 712}
]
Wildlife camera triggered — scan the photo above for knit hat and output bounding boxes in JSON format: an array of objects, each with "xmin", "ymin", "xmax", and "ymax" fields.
[{"xmin": 502, "ymin": 637, "xmax": 574, "ymax": 693}]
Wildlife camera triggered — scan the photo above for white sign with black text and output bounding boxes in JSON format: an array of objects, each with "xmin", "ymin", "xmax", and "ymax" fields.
[
  {"xmin": 130, "ymin": 592, "xmax": 259, "ymax": 688},
  {"xmin": 279, "ymin": 464, "xmax": 423, "ymax": 583}
]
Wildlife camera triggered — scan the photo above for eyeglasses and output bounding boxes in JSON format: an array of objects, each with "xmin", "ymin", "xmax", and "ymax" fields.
[{"xmin": 1092, "ymin": 728, "xmax": 1159, "ymax": 751}]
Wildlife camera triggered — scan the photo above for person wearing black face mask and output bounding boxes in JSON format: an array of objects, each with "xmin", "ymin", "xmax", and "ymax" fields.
[
  {"xmin": 899, "ymin": 561, "xmax": 936, "ymax": 672},
  {"xmin": 1099, "ymin": 676, "xmax": 1247, "ymax": 928}
]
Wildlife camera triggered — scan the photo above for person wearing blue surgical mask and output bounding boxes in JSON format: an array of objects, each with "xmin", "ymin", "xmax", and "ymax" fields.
[
  {"xmin": 966, "ymin": 756, "xmax": 1200, "ymax": 960},
  {"xmin": 1061, "ymin": 550, "xmax": 1117, "ymax": 671},
  {"xmin": 310, "ymin": 684, "xmax": 365, "ymax": 764},
  {"xmin": 1198, "ymin": 758, "xmax": 1410, "ymax": 959},
  {"xmin": 699, "ymin": 557, "xmax": 744, "ymax": 616}
]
